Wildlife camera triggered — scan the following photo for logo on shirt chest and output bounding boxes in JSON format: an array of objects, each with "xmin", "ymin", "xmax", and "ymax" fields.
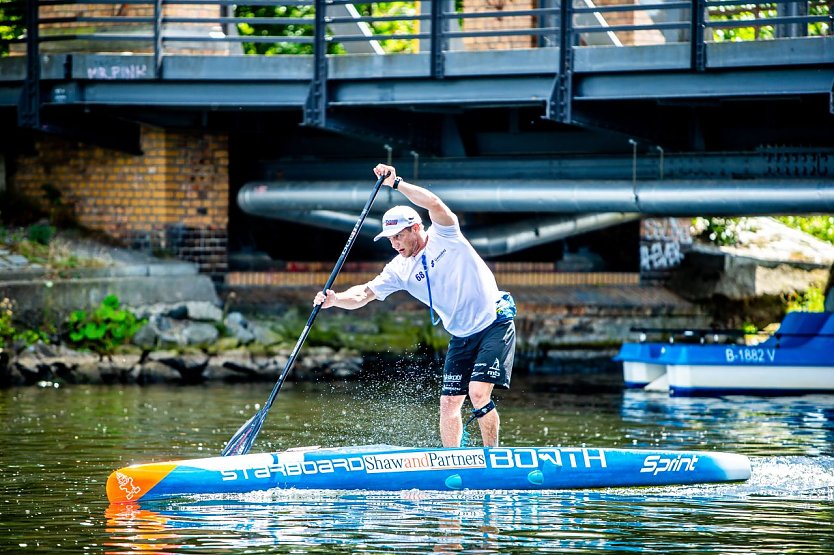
[{"xmin": 414, "ymin": 249, "xmax": 447, "ymax": 282}]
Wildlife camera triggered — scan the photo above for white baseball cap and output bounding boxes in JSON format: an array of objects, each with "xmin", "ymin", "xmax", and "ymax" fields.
[{"xmin": 374, "ymin": 206, "xmax": 423, "ymax": 241}]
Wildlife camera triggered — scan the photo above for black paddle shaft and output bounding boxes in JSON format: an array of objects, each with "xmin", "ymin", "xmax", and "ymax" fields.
[
  {"xmin": 221, "ymin": 172, "xmax": 389, "ymax": 456},
  {"xmin": 264, "ymin": 171, "xmax": 388, "ymax": 410}
]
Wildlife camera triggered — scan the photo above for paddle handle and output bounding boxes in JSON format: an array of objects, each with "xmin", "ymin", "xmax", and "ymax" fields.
[{"xmin": 263, "ymin": 172, "xmax": 388, "ymax": 411}]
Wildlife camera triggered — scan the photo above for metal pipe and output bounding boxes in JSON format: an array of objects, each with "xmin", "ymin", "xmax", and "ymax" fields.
[
  {"xmin": 259, "ymin": 209, "xmax": 638, "ymax": 257},
  {"xmin": 466, "ymin": 213, "xmax": 640, "ymax": 256},
  {"xmin": 238, "ymin": 179, "xmax": 834, "ymax": 216}
]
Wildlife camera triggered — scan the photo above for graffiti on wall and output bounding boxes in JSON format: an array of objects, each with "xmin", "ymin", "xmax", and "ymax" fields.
[
  {"xmin": 86, "ymin": 64, "xmax": 149, "ymax": 80},
  {"xmin": 640, "ymin": 218, "xmax": 693, "ymax": 278}
]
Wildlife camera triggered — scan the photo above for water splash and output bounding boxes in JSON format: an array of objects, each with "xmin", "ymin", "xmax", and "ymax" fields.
[
  {"xmin": 597, "ymin": 456, "xmax": 834, "ymax": 500},
  {"xmin": 745, "ymin": 456, "xmax": 834, "ymax": 498}
]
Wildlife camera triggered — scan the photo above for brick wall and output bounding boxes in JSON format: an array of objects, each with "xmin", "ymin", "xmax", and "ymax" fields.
[
  {"xmin": 11, "ymin": 126, "xmax": 229, "ymax": 277},
  {"xmin": 591, "ymin": 0, "xmax": 636, "ymax": 46},
  {"xmin": 461, "ymin": 0, "xmax": 652, "ymax": 50},
  {"xmin": 39, "ymin": 3, "xmax": 221, "ymax": 23},
  {"xmin": 462, "ymin": 0, "xmax": 540, "ymax": 50},
  {"xmin": 36, "ymin": 2, "xmax": 230, "ymax": 55}
]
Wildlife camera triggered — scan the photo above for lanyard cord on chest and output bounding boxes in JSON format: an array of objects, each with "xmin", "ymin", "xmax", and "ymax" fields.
[{"xmin": 420, "ymin": 252, "xmax": 442, "ymax": 326}]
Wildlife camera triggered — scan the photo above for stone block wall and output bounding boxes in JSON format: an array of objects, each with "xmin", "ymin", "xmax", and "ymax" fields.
[{"xmin": 10, "ymin": 126, "xmax": 229, "ymax": 278}]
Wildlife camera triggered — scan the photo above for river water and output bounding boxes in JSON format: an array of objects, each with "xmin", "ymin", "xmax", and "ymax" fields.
[{"xmin": 1, "ymin": 371, "xmax": 833, "ymax": 554}]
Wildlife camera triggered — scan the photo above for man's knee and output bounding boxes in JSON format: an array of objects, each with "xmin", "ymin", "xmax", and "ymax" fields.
[
  {"xmin": 468, "ymin": 382, "xmax": 494, "ymax": 408},
  {"xmin": 440, "ymin": 395, "xmax": 465, "ymax": 417}
]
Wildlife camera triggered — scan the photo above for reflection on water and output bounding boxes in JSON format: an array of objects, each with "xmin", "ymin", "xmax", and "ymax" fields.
[
  {"xmin": 2, "ymin": 373, "xmax": 834, "ymax": 553},
  {"xmin": 620, "ymin": 391, "xmax": 834, "ymax": 456},
  {"xmin": 102, "ymin": 464, "xmax": 834, "ymax": 555}
]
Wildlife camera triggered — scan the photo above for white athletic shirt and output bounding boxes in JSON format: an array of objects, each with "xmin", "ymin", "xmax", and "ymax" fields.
[{"xmin": 367, "ymin": 216, "xmax": 501, "ymax": 338}]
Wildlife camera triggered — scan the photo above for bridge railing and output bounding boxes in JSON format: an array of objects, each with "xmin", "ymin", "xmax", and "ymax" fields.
[
  {"xmin": 2, "ymin": 1, "xmax": 831, "ymax": 126},
  {"xmin": 1, "ymin": 0, "xmax": 831, "ymax": 60}
]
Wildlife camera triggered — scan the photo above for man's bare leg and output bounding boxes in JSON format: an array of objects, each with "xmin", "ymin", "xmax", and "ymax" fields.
[
  {"xmin": 469, "ymin": 381, "xmax": 498, "ymax": 447},
  {"xmin": 439, "ymin": 394, "xmax": 466, "ymax": 447}
]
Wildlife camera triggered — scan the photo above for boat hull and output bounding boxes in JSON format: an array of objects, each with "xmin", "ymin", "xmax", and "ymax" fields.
[
  {"xmin": 623, "ymin": 361, "xmax": 666, "ymax": 388},
  {"xmin": 615, "ymin": 343, "xmax": 669, "ymax": 388},
  {"xmin": 616, "ymin": 312, "xmax": 834, "ymax": 396},
  {"xmin": 106, "ymin": 445, "xmax": 752, "ymax": 503},
  {"xmin": 668, "ymin": 364, "xmax": 834, "ymax": 396}
]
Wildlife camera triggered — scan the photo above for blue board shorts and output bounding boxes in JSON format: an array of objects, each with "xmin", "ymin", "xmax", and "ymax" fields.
[{"xmin": 442, "ymin": 314, "xmax": 516, "ymax": 396}]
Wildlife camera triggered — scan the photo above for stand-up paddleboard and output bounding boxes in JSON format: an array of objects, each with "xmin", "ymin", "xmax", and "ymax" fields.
[{"xmin": 106, "ymin": 444, "xmax": 751, "ymax": 503}]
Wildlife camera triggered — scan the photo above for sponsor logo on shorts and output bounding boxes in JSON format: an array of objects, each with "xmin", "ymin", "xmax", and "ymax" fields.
[{"xmin": 444, "ymin": 374, "xmax": 462, "ymax": 383}]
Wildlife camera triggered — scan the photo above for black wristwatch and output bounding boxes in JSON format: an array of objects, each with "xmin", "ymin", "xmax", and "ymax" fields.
[{"xmin": 392, "ymin": 177, "xmax": 402, "ymax": 190}]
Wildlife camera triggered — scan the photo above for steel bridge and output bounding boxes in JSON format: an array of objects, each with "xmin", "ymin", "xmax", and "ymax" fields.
[{"xmin": 1, "ymin": 0, "xmax": 833, "ymax": 258}]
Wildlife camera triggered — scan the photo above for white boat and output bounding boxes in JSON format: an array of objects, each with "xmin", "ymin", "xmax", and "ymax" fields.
[
  {"xmin": 615, "ymin": 342, "xmax": 668, "ymax": 388},
  {"xmin": 614, "ymin": 311, "xmax": 834, "ymax": 396}
]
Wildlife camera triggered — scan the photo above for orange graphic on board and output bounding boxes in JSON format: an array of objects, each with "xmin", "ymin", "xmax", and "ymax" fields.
[{"xmin": 106, "ymin": 463, "xmax": 177, "ymax": 503}]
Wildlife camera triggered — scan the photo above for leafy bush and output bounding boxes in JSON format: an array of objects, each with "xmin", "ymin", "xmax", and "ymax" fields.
[
  {"xmin": 777, "ymin": 215, "xmax": 834, "ymax": 246},
  {"xmin": 234, "ymin": 2, "xmax": 418, "ymax": 55},
  {"xmin": 0, "ymin": 2, "xmax": 25, "ymax": 57},
  {"xmin": 0, "ymin": 298, "xmax": 15, "ymax": 349},
  {"xmin": 65, "ymin": 295, "xmax": 145, "ymax": 359},
  {"xmin": 785, "ymin": 286, "xmax": 826, "ymax": 313},
  {"xmin": 27, "ymin": 224, "xmax": 56, "ymax": 245},
  {"xmin": 709, "ymin": 2, "xmax": 830, "ymax": 41},
  {"xmin": 693, "ymin": 217, "xmax": 744, "ymax": 246},
  {"xmin": 0, "ymin": 297, "xmax": 50, "ymax": 351}
]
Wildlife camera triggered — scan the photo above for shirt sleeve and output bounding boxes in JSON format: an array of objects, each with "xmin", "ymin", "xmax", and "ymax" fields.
[
  {"xmin": 366, "ymin": 260, "xmax": 403, "ymax": 301},
  {"xmin": 429, "ymin": 213, "xmax": 461, "ymax": 240}
]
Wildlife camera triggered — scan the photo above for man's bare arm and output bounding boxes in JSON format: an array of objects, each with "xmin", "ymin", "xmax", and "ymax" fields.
[
  {"xmin": 314, "ymin": 284, "xmax": 377, "ymax": 310},
  {"xmin": 374, "ymin": 164, "xmax": 456, "ymax": 226}
]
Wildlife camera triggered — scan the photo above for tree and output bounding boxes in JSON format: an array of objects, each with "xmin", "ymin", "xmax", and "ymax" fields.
[{"xmin": 234, "ymin": 2, "xmax": 418, "ymax": 55}]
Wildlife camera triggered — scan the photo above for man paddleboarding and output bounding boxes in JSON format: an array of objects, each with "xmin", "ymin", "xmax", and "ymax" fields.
[{"xmin": 314, "ymin": 163, "xmax": 517, "ymax": 447}]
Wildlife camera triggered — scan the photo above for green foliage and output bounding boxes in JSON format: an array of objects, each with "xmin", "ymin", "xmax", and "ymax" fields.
[
  {"xmin": 777, "ymin": 215, "xmax": 834, "ymax": 246},
  {"xmin": 0, "ymin": 297, "xmax": 15, "ymax": 348},
  {"xmin": 235, "ymin": 4, "xmax": 341, "ymax": 55},
  {"xmin": 0, "ymin": 1, "xmax": 25, "ymax": 57},
  {"xmin": 697, "ymin": 215, "xmax": 834, "ymax": 249},
  {"xmin": 0, "ymin": 297, "xmax": 51, "ymax": 351},
  {"xmin": 694, "ymin": 217, "xmax": 744, "ymax": 246},
  {"xmin": 741, "ymin": 321, "xmax": 758, "ymax": 335},
  {"xmin": 355, "ymin": 2, "xmax": 419, "ymax": 53},
  {"xmin": 27, "ymin": 224, "xmax": 56, "ymax": 246},
  {"xmin": 234, "ymin": 2, "xmax": 417, "ymax": 55},
  {"xmin": 710, "ymin": 2, "xmax": 830, "ymax": 42},
  {"xmin": 1, "ymin": 225, "xmax": 106, "ymax": 273},
  {"xmin": 266, "ymin": 307, "xmax": 447, "ymax": 354},
  {"xmin": 785, "ymin": 286, "xmax": 826, "ymax": 313},
  {"xmin": 65, "ymin": 295, "xmax": 145, "ymax": 359}
]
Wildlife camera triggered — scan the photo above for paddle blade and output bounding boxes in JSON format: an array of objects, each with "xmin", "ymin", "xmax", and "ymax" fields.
[{"xmin": 221, "ymin": 409, "xmax": 267, "ymax": 457}]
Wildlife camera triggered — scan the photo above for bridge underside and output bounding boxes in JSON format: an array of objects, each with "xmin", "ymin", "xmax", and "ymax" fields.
[{"xmin": 2, "ymin": 41, "xmax": 833, "ymax": 263}]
